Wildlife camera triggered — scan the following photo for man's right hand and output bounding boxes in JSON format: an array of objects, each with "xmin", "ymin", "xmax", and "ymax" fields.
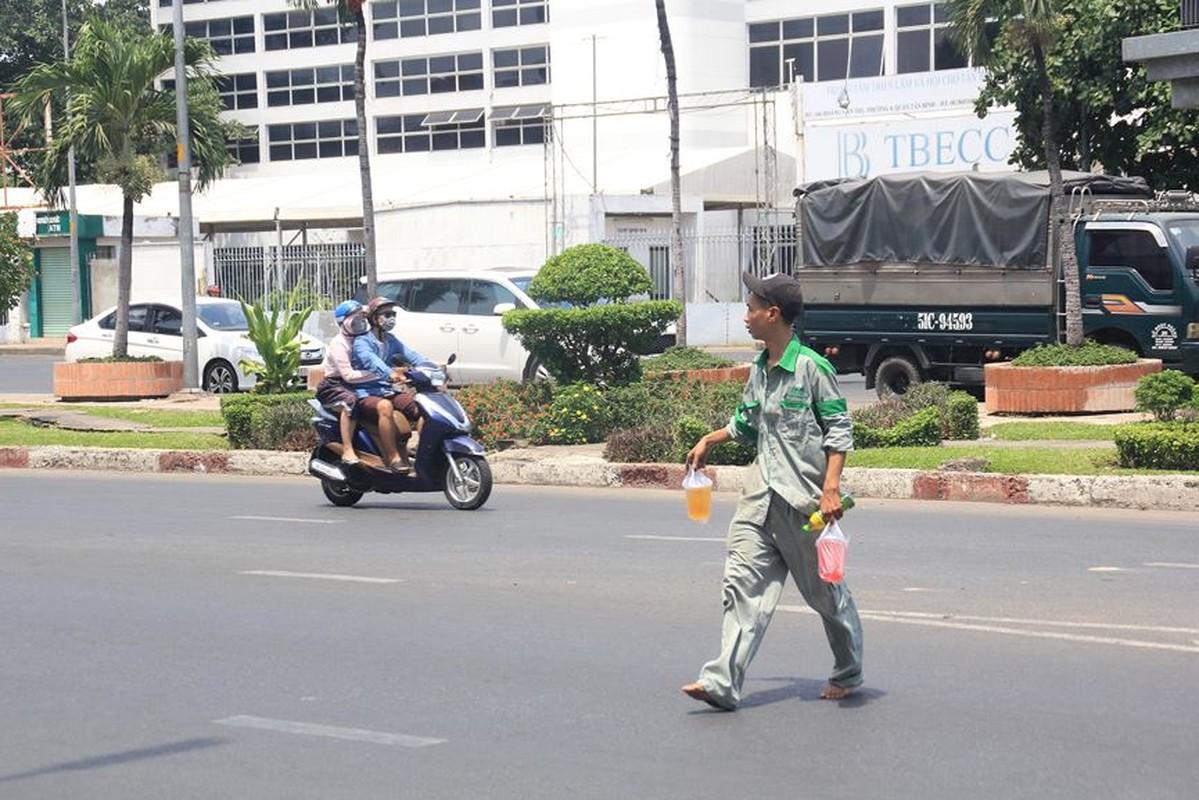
[{"xmin": 685, "ymin": 438, "xmax": 710, "ymax": 470}]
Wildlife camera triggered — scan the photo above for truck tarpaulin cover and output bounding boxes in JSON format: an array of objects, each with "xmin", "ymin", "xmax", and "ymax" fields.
[{"xmin": 797, "ymin": 171, "xmax": 1151, "ymax": 269}]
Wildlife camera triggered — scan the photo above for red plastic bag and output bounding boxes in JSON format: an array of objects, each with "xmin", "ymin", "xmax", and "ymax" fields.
[{"xmin": 816, "ymin": 518, "xmax": 848, "ymax": 583}]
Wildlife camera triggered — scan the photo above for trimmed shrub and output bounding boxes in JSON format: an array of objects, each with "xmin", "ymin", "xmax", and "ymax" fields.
[
  {"xmin": 503, "ymin": 301, "xmax": 681, "ymax": 386},
  {"xmin": 945, "ymin": 391, "xmax": 980, "ymax": 440},
  {"xmin": 528, "ymin": 243, "xmax": 653, "ymax": 305},
  {"xmin": 1134, "ymin": 370, "xmax": 1195, "ymax": 422},
  {"xmin": 1010, "ymin": 340, "xmax": 1138, "ymax": 367},
  {"xmin": 221, "ymin": 391, "xmax": 312, "ymax": 450},
  {"xmin": 673, "ymin": 414, "xmax": 755, "ymax": 465},
  {"xmin": 1113, "ymin": 423, "xmax": 1199, "ymax": 471},
  {"xmin": 456, "ymin": 379, "xmax": 551, "ymax": 447},
  {"xmin": 854, "ymin": 407, "xmax": 942, "ymax": 448}
]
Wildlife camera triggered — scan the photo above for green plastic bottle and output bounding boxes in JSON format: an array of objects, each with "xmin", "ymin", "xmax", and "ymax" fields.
[{"xmin": 803, "ymin": 494, "xmax": 855, "ymax": 532}]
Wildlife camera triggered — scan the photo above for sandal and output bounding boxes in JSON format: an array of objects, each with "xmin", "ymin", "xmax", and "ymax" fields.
[
  {"xmin": 341, "ymin": 454, "xmax": 360, "ymax": 465},
  {"xmin": 389, "ymin": 459, "xmax": 412, "ymax": 474}
]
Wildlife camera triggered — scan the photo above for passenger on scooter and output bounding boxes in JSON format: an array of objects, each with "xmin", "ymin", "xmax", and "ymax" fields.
[
  {"xmin": 315, "ymin": 300, "xmax": 404, "ymax": 469},
  {"xmin": 350, "ymin": 296, "xmax": 436, "ymax": 474}
]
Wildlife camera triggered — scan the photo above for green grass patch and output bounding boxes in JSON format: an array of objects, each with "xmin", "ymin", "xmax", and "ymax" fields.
[
  {"xmin": 983, "ymin": 421, "xmax": 1118, "ymax": 441},
  {"xmin": 0, "ymin": 403, "xmax": 224, "ymax": 428},
  {"xmin": 847, "ymin": 445, "xmax": 1125, "ymax": 475},
  {"xmin": 0, "ymin": 418, "xmax": 227, "ymax": 450}
]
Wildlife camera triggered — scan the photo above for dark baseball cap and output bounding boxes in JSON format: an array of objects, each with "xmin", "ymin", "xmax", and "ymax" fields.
[{"xmin": 742, "ymin": 271, "xmax": 803, "ymax": 322}]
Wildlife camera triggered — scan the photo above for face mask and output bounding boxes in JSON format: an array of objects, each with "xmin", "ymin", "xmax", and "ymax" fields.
[
  {"xmin": 342, "ymin": 315, "xmax": 369, "ymax": 336},
  {"xmin": 379, "ymin": 317, "xmax": 397, "ymax": 333}
]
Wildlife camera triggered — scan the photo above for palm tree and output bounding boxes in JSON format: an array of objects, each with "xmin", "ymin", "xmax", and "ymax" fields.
[
  {"xmin": 946, "ymin": 0, "xmax": 1084, "ymax": 346},
  {"xmin": 291, "ymin": 0, "xmax": 378, "ymax": 297},
  {"xmin": 9, "ymin": 18, "xmax": 239, "ymax": 356},
  {"xmin": 654, "ymin": 0, "xmax": 686, "ymax": 346}
]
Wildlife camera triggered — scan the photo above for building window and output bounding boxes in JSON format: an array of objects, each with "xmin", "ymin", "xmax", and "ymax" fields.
[
  {"xmin": 263, "ymin": 8, "xmax": 356, "ymax": 51},
  {"xmin": 748, "ymin": 9, "xmax": 884, "ymax": 87},
  {"xmin": 493, "ymin": 45, "xmax": 549, "ymax": 88},
  {"xmin": 491, "ymin": 105, "xmax": 549, "ymax": 147},
  {"xmin": 375, "ymin": 52, "xmax": 484, "ymax": 98},
  {"xmin": 266, "ymin": 65, "xmax": 354, "ymax": 107},
  {"xmin": 181, "ymin": 16, "xmax": 255, "ymax": 56},
  {"xmin": 371, "ymin": 0, "xmax": 482, "ymax": 41},
  {"xmin": 267, "ymin": 119, "xmax": 358, "ymax": 161},
  {"xmin": 376, "ymin": 109, "xmax": 485, "ymax": 154},
  {"xmin": 226, "ymin": 136, "xmax": 261, "ymax": 165},
  {"xmin": 492, "ymin": 0, "xmax": 548, "ymax": 28},
  {"xmin": 215, "ymin": 73, "xmax": 258, "ymax": 110},
  {"xmin": 895, "ymin": 3, "xmax": 969, "ymax": 73}
]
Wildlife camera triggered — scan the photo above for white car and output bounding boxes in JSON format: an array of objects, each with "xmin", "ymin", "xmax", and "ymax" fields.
[
  {"xmin": 64, "ymin": 297, "xmax": 325, "ymax": 393},
  {"xmin": 374, "ymin": 267, "xmax": 676, "ymax": 384}
]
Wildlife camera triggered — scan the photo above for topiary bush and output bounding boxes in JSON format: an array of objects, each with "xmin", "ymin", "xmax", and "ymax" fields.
[
  {"xmin": 1010, "ymin": 340, "xmax": 1138, "ymax": 367},
  {"xmin": 1134, "ymin": 370, "xmax": 1195, "ymax": 422},
  {"xmin": 221, "ymin": 391, "xmax": 313, "ymax": 450},
  {"xmin": 1113, "ymin": 422, "xmax": 1199, "ymax": 471},
  {"xmin": 503, "ymin": 243, "xmax": 681, "ymax": 386},
  {"xmin": 945, "ymin": 391, "xmax": 980, "ymax": 440}
]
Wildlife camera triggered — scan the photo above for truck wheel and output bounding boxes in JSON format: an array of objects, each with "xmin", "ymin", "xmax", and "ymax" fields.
[{"xmin": 875, "ymin": 356, "xmax": 921, "ymax": 398}]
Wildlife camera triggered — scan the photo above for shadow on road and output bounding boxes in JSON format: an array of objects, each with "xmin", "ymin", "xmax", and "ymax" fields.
[{"xmin": 0, "ymin": 737, "xmax": 228, "ymax": 784}]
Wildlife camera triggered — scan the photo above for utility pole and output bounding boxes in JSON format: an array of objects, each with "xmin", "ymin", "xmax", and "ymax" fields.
[
  {"xmin": 171, "ymin": 0, "xmax": 199, "ymax": 389},
  {"xmin": 61, "ymin": 0, "xmax": 80, "ymax": 324},
  {"xmin": 591, "ymin": 34, "xmax": 598, "ymax": 194}
]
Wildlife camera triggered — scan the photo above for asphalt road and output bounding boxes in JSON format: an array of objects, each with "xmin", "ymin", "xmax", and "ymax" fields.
[
  {"xmin": 0, "ymin": 356, "xmax": 56, "ymax": 394},
  {"xmin": 1, "ymin": 473, "xmax": 1196, "ymax": 799}
]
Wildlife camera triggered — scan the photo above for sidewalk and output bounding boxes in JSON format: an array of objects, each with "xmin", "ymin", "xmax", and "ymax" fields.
[
  {"xmin": 0, "ymin": 392, "xmax": 1194, "ymax": 512},
  {"xmin": 0, "ymin": 338, "xmax": 66, "ymax": 356}
]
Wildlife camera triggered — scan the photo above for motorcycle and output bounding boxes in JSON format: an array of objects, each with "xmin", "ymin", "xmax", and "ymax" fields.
[{"xmin": 306, "ymin": 355, "xmax": 493, "ymax": 510}]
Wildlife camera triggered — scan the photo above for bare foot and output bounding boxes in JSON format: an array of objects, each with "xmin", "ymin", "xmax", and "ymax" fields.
[
  {"xmin": 820, "ymin": 683, "xmax": 855, "ymax": 700},
  {"xmin": 681, "ymin": 682, "xmax": 733, "ymax": 711}
]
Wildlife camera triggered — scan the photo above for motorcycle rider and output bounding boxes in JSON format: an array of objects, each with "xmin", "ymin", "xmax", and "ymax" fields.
[{"xmin": 351, "ymin": 296, "xmax": 436, "ymax": 474}]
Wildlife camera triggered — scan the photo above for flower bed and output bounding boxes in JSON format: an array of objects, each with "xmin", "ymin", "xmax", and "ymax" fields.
[
  {"xmin": 53, "ymin": 360, "xmax": 184, "ymax": 401},
  {"xmin": 984, "ymin": 359, "xmax": 1162, "ymax": 414}
]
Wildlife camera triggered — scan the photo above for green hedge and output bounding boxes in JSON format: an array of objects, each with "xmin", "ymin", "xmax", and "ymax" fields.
[
  {"xmin": 853, "ymin": 407, "xmax": 942, "ymax": 448},
  {"xmin": 1113, "ymin": 423, "xmax": 1199, "ymax": 471},
  {"xmin": 220, "ymin": 391, "xmax": 314, "ymax": 450},
  {"xmin": 945, "ymin": 391, "xmax": 980, "ymax": 440}
]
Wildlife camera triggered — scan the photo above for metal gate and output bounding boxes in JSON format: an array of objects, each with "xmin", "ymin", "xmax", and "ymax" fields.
[
  {"xmin": 211, "ymin": 243, "xmax": 365, "ymax": 308},
  {"xmin": 37, "ymin": 247, "xmax": 76, "ymax": 336}
]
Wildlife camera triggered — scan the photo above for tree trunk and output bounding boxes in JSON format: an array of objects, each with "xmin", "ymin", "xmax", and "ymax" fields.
[
  {"xmin": 1034, "ymin": 43, "xmax": 1083, "ymax": 347},
  {"xmin": 113, "ymin": 192, "xmax": 134, "ymax": 357},
  {"xmin": 655, "ymin": 0, "xmax": 685, "ymax": 346},
  {"xmin": 353, "ymin": 11, "xmax": 377, "ymax": 297}
]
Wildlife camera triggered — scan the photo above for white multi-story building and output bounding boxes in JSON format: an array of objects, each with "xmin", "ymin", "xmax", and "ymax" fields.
[{"xmin": 11, "ymin": 1, "xmax": 1015, "ymax": 341}]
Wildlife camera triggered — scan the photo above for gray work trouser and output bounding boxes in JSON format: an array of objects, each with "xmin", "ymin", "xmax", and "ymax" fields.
[{"xmin": 696, "ymin": 490, "xmax": 863, "ymax": 709}]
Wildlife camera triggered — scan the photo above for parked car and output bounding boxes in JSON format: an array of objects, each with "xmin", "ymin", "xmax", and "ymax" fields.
[
  {"xmin": 375, "ymin": 267, "xmax": 676, "ymax": 384},
  {"xmin": 64, "ymin": 297, "xmax": 325, "ymax": 393}
]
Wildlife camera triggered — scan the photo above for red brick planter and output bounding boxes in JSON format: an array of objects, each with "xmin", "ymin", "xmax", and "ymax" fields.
[
  {"xmin": 984, "ymin": 359, "xmax": 1161, "ymax": 414},
  {"xmin": 654, "ymin": 364, "xmax": 752, "ymax": 384},
  {"xmin": 54, "ymin": 360, "xmax": 185, "ymax": 401}
]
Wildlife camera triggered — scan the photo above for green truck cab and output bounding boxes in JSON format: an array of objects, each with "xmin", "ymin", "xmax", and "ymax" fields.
[{"xmin": 794, "ymin": 172, "xmax": 1199, "ymax": 397}]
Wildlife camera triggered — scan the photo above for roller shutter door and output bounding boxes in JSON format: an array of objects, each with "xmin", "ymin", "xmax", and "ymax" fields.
[{"xmin": 39, "ymin": 247, "xmax": 75, "ymax": 336}]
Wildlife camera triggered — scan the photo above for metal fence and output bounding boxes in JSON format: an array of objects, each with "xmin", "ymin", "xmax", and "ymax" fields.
[
  {"xmin": 212, "ymin": 243, "xmax": 365, "ymax": 308},
  {"xmin": 602, "ymin": 225, "xmax": 798, "ymax": 303},
  {"xmin": 1185, "ymin": 0, "xmax": 1199, "ymax": 29}
]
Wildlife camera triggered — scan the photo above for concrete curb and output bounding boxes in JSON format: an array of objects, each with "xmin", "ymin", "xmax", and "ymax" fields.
[{"xmin": 2, "ymin": 445, "xmax": 1198, "ymax": 511}]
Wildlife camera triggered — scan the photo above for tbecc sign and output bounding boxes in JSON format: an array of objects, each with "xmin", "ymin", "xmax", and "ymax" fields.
[{"xmin": 805, "ymin": 110, "xmax": 1016, "ymax": 181}]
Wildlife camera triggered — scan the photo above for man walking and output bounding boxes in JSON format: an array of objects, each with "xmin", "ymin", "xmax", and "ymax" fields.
[{"xmin": 681, "ymin": 271, "xmax": 862, "ymax": 710}]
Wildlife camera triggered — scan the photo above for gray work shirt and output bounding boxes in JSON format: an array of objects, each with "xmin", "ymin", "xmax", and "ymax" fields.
[{"xmin": 724, "ymin": 337, "xmax": 854, "ymax": 524}]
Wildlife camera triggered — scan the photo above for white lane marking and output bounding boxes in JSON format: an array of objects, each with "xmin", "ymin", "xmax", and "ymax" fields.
[
  {"xmin": 778, "ymin": 606, "xmax": 1199, "ymax": 654},
  {"xmin": 240, "ymin": 570, "xmax": 402, "ymax": 584},
  {"xmin": 1088, "ymin": 567, "xmax": 1126, "ymax": 573},
  {"xmin": 1145, "ymin": 562, "xmax": 1199, "ymax": 570},
  {"xmin": 230, "ymin": 515, "xmax": 341, "ymax": 524},
  {"xmin": 625, "ymin": 535, "xmax": 726, "ymax": 542},
  {"xmin": 214, "ymin": 716, "xmax": 444, "ymax": 747}
]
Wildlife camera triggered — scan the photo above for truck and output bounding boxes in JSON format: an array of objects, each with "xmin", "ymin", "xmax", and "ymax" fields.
[{"xmin": 793, "ymin": 171, "xmax": 1199, "ymax": 397}]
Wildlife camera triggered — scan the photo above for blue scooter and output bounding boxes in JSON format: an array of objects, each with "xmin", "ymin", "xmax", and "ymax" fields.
[{"xmin": 307, "ymin": 355, "xmax": 492, "ymax": 510}]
